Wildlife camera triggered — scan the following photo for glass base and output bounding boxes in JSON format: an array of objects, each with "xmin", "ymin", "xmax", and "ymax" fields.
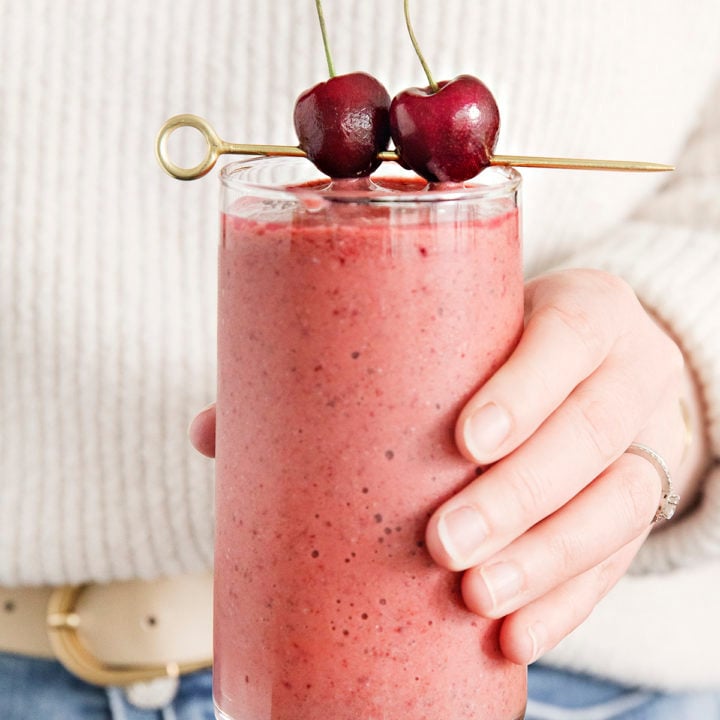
[
  {"xmin": 214, "ymin": 704, "xmax": 233, "ymax": 720},
  {"xmin": 215, "ymin": 703, "xmax": 526, "ymax": 720}
]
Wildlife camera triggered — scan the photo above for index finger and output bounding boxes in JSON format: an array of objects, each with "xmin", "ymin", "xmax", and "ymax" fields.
[{"xmin": 455, "ymin": 269, "xmax": 639, "ymax": 464}]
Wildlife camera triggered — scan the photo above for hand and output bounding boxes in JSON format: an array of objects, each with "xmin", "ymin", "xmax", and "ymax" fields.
[{"xmin": 425, "ymin": 268, "xmax": 689, "ymax": 665}]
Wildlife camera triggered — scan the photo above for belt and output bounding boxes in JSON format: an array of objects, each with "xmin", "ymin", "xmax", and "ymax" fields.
[{"xmin": 0, "ymin": 573, "xmax": 213, "ymax": 689}]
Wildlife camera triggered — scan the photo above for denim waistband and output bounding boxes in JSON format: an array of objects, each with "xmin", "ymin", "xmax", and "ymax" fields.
[{"xmin": 0, "ymin": 652, "xmax": 213, "ymax": 720}]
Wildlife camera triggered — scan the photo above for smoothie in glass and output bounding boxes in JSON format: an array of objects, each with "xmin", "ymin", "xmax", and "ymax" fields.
[{"xmin": 213, "ymin": 159, "xmax": 526, "ymax": 720}]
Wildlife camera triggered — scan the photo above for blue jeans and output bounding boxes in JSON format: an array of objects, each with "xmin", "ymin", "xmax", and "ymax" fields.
[
  {"xmin": 1, "ymin": 652, "xmax": 718, "ymax": 719},
  {"xmin": 527, "ymin": 665, "xmax": 720, "ymax": 719},
  {"xmin": 0, "ymin": 652, "xmax": 214, "ymax": 720}
]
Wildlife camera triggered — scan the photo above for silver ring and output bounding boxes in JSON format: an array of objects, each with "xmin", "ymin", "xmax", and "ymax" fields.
[{"xmin": 625, "ymin": 442, "xmax": 680, "ymax": 522}]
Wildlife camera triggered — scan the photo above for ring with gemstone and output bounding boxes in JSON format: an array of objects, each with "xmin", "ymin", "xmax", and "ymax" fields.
[{"xmin": 625, "ymin": 442, "xmax": 680, "ymax": 522}]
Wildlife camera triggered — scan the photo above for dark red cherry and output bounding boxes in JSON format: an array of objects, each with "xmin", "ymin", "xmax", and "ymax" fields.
[
  {"xmin": 294, "ymin": 72, "xmax": 391, "ymax": 178},
  {"xmin": 390, "ymin": 74, "xmax": 500, "ymax": 183}
]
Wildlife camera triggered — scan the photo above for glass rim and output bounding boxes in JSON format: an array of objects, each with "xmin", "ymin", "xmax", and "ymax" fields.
[{"xmin": 219, "ymin": 157, "xmax": 521, "ymax": 205}]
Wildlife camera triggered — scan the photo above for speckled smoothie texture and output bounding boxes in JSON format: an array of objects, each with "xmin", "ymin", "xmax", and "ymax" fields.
[{"xmin": 214, "ymin": 180, "xmax": 526, "ymax": 720}]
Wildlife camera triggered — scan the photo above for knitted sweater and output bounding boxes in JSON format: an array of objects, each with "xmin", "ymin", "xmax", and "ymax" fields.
[{"xmin": 1, "ymin": 0, "xmax": 719, "ymax": 690}]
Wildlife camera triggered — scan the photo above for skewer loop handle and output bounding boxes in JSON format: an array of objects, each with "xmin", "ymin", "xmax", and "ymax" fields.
[{"xmin": 155, "ymin": 114, "xmax": 223, "ymax": 180}]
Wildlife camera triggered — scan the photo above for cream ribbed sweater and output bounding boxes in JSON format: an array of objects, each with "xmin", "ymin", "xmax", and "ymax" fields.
[{"xmin": 1, "ymin": 0, "xmax": 719, "ymax": 690}]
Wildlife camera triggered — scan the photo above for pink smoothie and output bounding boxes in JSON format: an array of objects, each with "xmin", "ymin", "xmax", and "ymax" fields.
[{"xmin": 214, "ymin": 175, "xmax": 526, "ymax": 720}]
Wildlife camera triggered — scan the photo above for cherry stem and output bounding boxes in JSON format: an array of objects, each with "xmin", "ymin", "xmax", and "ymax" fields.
[
  {"xmin": 404, "ymin": 0, "xmax": 438, "ymax": 92},
  {"xmin": 315, "ymin": 0, "xmax": 336, "ymax": 78}
]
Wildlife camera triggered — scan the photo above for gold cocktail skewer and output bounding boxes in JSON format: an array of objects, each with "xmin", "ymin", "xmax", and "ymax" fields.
[
  {"xmin": 490, "ymin": 155, "xmax": 672, "ymax": 172},
  {"xmin": 156, "ymin": 114, "xmax": 674, "ymax": 181}
]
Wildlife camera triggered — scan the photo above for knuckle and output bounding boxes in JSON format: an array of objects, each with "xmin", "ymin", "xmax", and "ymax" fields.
[
  {"xmin": 583, "ymin": 269, "xmax": 638, "ymax": 309},
  {"xmin": 547, "ymin": 269, "xmax": 636, "ymax": 354},
  {"xmin": 593, "ymin": 555, "xmax": 622, "ymax": 601},
  {"xmin": 617, "ymin": 462, "xmax": 659, "ymax": 534},
  {"xmin": 546, "ymin": 530, "xmax": 585, "ymax": 573},
  {"xmin": 571, "ymin": 389, "xmax": 629, "ymax": 463},
  {"xmin": 592, "ymin": 537, "xmax": 641, "ymax": 601},
  {"xmin": 504, "ymin": 462, "xmax": 552, "ymax": 523},
  {"xmin": 540, "ymin": 298, "xmax": 606, "ymax": 360}
]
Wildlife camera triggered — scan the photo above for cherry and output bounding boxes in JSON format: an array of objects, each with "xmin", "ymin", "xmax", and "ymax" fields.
[
  {"xmin": 389, "ymin": 0, "xmax": 500, "ymax": 183},
  {"xmin": 294, "ymin": 72, "xmax": 391, "ymax": 178},
  {"xmin": 293, "ymin": 1, "xmax": 390, "ymax": 178},
  {"xmin": 390, "ymin": 74, "xmax": 500, "ymax": 183}
]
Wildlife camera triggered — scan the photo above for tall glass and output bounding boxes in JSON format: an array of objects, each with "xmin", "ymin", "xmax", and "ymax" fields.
[{"xmin": 214, "ymin": 158, "xmax": 527, "ymax": 720}]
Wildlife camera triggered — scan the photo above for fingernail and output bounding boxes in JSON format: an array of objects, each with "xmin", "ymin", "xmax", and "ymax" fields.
[
  {"xmin": 438, "ymin": 506, "xmax": 489, "ymax": 564},
  {"xmin": 479, "ymin": 561, "xmax": 523, "ymax": 611},
  {"xmin": 464, "ymin": 403, "xmax": 511, "ymax": 459},
  {"xmin": 527, "ymin": 622, "xmax": 548, "ymax": 664}
]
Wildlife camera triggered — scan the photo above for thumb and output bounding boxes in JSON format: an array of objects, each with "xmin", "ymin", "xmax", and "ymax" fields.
[{"xmin": 188, "ymin": 403, "xmax": 217, "ymax": 458}]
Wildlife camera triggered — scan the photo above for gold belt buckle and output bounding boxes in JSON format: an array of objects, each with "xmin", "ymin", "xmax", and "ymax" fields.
[{"xmin": 46, "ymin": 584, "xmax": 212, "ymax": 687}]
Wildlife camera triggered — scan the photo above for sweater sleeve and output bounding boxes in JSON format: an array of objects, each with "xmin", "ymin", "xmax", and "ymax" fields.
[
  {"xmin": 556, "ymin": 76, "xmax": 720, "ymax": 574},
  {"xmin": 539, "ymin": 77, "xmax": 720, "ymax": 689}
]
